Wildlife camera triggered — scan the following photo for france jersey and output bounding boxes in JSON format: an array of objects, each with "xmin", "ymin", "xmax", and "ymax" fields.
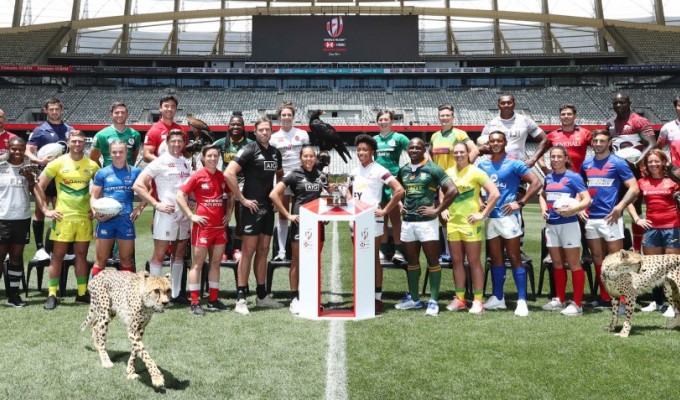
[
  {"xmin": 543, "ymin": 170, "xmax": 587, "ymax": 225},
  {"xmin": 93, "ymin": 164, "xmax": 142, "ymax": 217},
  {"xmin": 581, "ymin": 154, "xmax": 634, "ymax": 219},
  {"xmin": 478, "ymin": 155, "xmax": 530, "ymax": 218}
]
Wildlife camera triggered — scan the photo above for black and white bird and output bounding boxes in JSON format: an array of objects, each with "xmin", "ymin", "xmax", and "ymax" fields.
[{"xmin": 308, "ymin": 110, "xmax": 351, "ymax": 164}]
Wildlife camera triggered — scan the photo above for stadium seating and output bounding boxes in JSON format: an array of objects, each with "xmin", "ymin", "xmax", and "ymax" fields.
[
  {"xmin": 0, "ymin": 28, "xmax": 66, "ymax": 64},
  {"xmin": 607, "ymin": 26, "xmax": 680, "ymax": 64}
]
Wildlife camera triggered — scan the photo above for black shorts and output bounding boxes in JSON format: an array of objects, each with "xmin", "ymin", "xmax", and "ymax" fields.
[
  {"xmin": 290, "ymin": 221, "xmax": 326, "ymax": 243},
  {"xmin": 240, "ymin": 207, "xmax": 275, "ymax": 236},
  {"xmin": 0, "ymin": 218, "xmax": 31, "ymax": 245},
  {"xmin": 45, "ymin": 180, "xmax": 57, "ymax": 197}
]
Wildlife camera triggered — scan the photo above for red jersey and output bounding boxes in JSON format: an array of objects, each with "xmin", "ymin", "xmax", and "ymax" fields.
[
  {"xmin": 638, "ymin": 177, "xmax": 680, "ymax": 229},
  {"xmin": 0, "ymin": 131, "xmax": 17, "ymax": 156},
  {"xmin": 605, "ymin": 112, "xmax": 654, "ymax": 152},
  {"xmin": 143, "ymin": 120, "xmax": 187, "ymax": 156},
  {"xmin": 180, "ymin": 168, "xmax": 229, "ymax": 228},
  {"xmin": 547, "ymin": 127, "xmax": 592, "ymax": 173}
]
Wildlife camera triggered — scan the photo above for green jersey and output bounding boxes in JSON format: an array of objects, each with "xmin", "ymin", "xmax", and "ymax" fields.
[
  {"xmin": 397, "ymin": 160, "xmax": 451, "ymax": 222},
  {"xmin": 214, "ymin": 135, "xmax": 252, "ymax": 172},
  {"xmin": 374, "ymin": 131, "xmax": 409, "ymax": 175},
  {"xmin": 91, "ymin": 125, "xmax": 141, "ymax": 166}
]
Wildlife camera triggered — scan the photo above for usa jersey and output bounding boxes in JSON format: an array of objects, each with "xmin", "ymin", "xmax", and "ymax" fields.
[
  {"xmin": 351, "ymin": 162, "xmax": 394, "ymax": 209},
  {"xmin": 581, "ymin": 154, "xmax": 634, "ymax": 219},
  {"xmin": 478, "ymin": 155, "xmax": 531, "ymax": 218},
  {"xmin": 543, "ymin": 170, "xmax": 587, "ymax": 225}
]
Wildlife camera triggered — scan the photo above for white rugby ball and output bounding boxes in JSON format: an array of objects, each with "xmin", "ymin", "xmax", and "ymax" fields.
[
  {"xmin": 615, "ymin": 147, "xmax": 642, "ymax": 164},
  {"xmin": 553, "ymin": 197, "xmax": 579, "ymax": 210},
  {"xmin": 37, "ymin": 142, "xmax": 66, "ymax": 159},
  {"xmin": 477, "ymin": 135, "xmax": 489, "ymax": 146},
  {"xmin": 93, "ymin": 197, "xmax": 123, "ymax": 217}
]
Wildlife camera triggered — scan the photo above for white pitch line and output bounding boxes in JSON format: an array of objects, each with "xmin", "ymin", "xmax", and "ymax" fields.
[{"xmin": 325, "ymin": 221, "xmax": 348, "ymax": 400}]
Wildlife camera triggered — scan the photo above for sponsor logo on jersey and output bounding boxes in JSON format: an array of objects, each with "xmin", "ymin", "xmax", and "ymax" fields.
[
  {"xmin": 263, "ymin": 161, "xmax": 277, "ymax": 170},
  {"xmin": 305, "ymin": 183, "xmax": 320, "ymax": 191}
]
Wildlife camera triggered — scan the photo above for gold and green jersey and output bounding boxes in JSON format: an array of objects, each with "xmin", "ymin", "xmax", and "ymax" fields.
[
  {"xmin": 446, "ymin": 164, "xmax": 489, "ymax": 228},
  {"xmin": 374, "ymin": 131, "xmax": 409, "ymax": 176},
  {"xmin": 44, "ymin": 155, "xmax": 99, "ymax": 219},
  {"xmin": 430, "ymin": 127, "xmax": 471, "ymax": 171},
  {"xmin": 397, "ymin": 160, "xmax": 450, "ymax": 222}
]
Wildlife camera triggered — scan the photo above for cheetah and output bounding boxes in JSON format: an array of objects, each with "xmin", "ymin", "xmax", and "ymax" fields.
[
  {"xmin": 80, "ymin": 270, "xmax": 170, "ymax": 388},
  {"xmin": 601, "ymin": 249, "xmax": 680, "ymax": 338}
]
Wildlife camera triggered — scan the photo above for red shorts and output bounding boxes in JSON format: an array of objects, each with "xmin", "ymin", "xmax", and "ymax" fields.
[{"xmin": 191, "ymin": 225, "xmax": 227, "ymax": 248}]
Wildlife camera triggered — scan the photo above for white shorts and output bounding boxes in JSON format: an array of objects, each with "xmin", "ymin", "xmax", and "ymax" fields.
[
  {"xmin": 401, "ymin": 219, "xmax": 439, "ymax": 243},
  {"xmin": 545, "ymin": 221, "xmax": 581, "ymax": 248},
  {"xmin": 152, "ymin": 210, "xmax": 191, "ymax": 241},
  {"xmin": 585, "ymin": 218, "xmax": 624, "ymax": 241},
  {"xmin": 486, "ymin": 214, "xmax": 522, "ymax": 240}
]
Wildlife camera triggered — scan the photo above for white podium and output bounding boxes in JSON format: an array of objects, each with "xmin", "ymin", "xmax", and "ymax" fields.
[{"xmin": 298, "ymin": 198, "xmax": 376, "ymax": 320}]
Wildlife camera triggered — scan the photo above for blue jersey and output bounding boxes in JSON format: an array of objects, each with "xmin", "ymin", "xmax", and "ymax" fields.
[
  {"xmin": 93, "ymin": 164, "xmax": 142, "ymax": 216},
  {"xmin": 478, "ymin": 155, "xmax": 531, "ymax": 218},
  {"xmin": 544, "ymin": 170, "xmax": 587, "ymax": 225},
  {"xmin": 27, "ymin": 121, "xmax": 73, "ymax": 149},
  {"xmin": 581, "ymin": 154, "xmax": 634, "ymax": 219}
]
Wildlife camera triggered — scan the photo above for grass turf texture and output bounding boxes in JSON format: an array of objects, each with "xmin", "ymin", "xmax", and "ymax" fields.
[{"xmin": 0, "ymin": 205, "xmax": 677, "ymax": 399}]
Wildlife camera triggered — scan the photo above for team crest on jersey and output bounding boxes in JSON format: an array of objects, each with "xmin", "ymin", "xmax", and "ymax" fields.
[
  {"xmin": 128, "ymin": 138, "xmax": 135, "ymax": 145},
  {"xmin": 420, "ymin": 172, "xmax": 427, "ymax": 180},
  {"xmin": 201, "ymin": 183, "xmax": 210, "ymax": 190},
  {"xmin": 263, "ymin": 161, "xmax": 277, "ymax": 170},
  {"xmin": 388, "ymin": 140, "xmax": 396, "ymax": 146},
  {"xmin": 84, "ymin": 169, "xmax": 92, "ymax": 175}
]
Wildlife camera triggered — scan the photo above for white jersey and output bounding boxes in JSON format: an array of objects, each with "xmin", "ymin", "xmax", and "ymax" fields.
[
  {"xmin": 351, "ymin": 162, "xmax": 394, "ymax": 208},
  {"xmin": 480, "ymin": 113, "xmax": 542, "ymax": 160},
  {"xmin": 0, "ymin": 159, "xmax": 31, "ymax": 220},
  {"xmin": 144, "ymin": 152, "xmax": 191, "ymax": 205},
  {"xmin": 271, "ymin": 127, "xmax": 310, "ymax": 174}
]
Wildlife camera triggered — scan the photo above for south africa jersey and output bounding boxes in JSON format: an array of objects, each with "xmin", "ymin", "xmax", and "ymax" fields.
[
  {"xmin": 93, "ymin": 164, "xmax": 142, "ymax": 216},
  {"xmin": 638, "ymin": 177, "xmax": 680, "ymax": 229},
  {"xmin": 282, "ymin": 167, "xmax": 325, "ymax": 214},
  {"xmin": 605, "ymin": 112, "xmax": 654, "ymax": 152},
  {"xmin": 478, "ymin": 155, "xmax": 531, "ymax": 218},
  {"xmin": 658, "ymin": 119, "xmax": 680, "ymax": 168},
  {"xmin": 397, "ymin": 160, "xmax": 450, "ymax": 222},
  {"xmin": 0, "ymin": 158, "xmax": 31, "ymax": 219},
  {"xmin": 92, "ymin": 125, "xmax": 142, "ymax": 166},
  {"xmin": 233, "ymin": 141, "xmax": 282, "ymax": 207},
  {"xmin": 44, "ymin": 155, "xmax": 99, "ymax": 219},
  {"xmin": 375, "ymin": 131, "xmax": 409, "ymax": 175},
  {"xmin": 272, "ymin": 127, "xmax": 310, "ymax": 174},
  {"xmin": 143, "ymin": 152, "xmax": 191, "ymax": 206},
  {"xmin": 445, "ymin": 164, "xmax": 489, "ymax": 226},
  {"xmin": 430, "ymin": 128, "xmax": 471, "ymax": 171},
  {"xmin": 481, "ymin": 113, "xmax": 542, "ymax": 160},
  {"xmin": 543, "ymin": 170, "xmax": 587, "ymax": 225},
  {"xmin": 351, "ymin": 162, "xmax": 394, "ymax": 209},
  {"xmin": 180, "ymin": 168, "xmax": 228, "ymax": 228},
  {"xmin": 581, "ymin": 154, "xmax": 634, "ymax": 219}
]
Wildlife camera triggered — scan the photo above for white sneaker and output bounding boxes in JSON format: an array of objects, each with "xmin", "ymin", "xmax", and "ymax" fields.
[
  {"xmin": 32, "ymin": 248, "xmax": 50, "ymax": 261},
  {"xmin": 469, "ymin": 300, "xmax": 484, "ymax": 314},
  {"xmin": 663, "ymin": 306, "xmax": 676, "ymax": 318},
  {"xmin": 425, "ymin": 300, "xmax": 439, "ymax": 316},
  {"xmin": 391, "ymin": 250, "xmax": 405, "ymax": 264},
  {"xmin": 256, "ymin": 294, "xmax": 284, "ymax": 309},
  {"xmin": 561, "ymin": 302, "xmax": 583, "ymax": 316},
  {"xmin": 273, "ymin": 251, "xmax": 287, "ymax": 262},
  {"xmin": 379, "ymin": 251, "xmax": 386, "ymax": 262},
  {"xmin": 640, "ymin": 301, "xmax": 658, "ymax": 312},
  {"xmin": 394, "ymin": 293, "xmax": 423, "ymax": 310},
  {"xmin": 514, "ymin": 300, "xmax": 529, "ymax": 317},
  {"xmin": 542, "ymin": 298, "xmax": 565, "ymax": 311},
  {"xmin": 234, "ymin": 299, "xmax": 249, "ymax": 315},
  {"xmin": 484, "ymin": 295, "xmax": 507, "ymax": 310},
  {"xmin": 289, "ymin": 298, "xmax": 300, "ymax": 315}
]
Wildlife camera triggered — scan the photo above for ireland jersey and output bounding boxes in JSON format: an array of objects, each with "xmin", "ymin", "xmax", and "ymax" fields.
[
  {"xmin": 375, "ymin": 131, "xmax": 409, "ymax": 175},
  {"xmin": 91, "ymin": 125, "xmax": 142, "ymax": 166},
  {"xmin": 397, "ymin": 160, "xmax": 451, "ymax": 222}
]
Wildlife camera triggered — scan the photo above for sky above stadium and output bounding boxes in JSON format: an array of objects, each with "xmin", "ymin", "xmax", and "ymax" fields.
[{"xmin": 0, "ymin": 0, "xmax": 679, "ymax": 29}]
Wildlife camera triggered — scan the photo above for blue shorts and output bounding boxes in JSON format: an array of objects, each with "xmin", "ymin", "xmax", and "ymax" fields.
[
  {"xmin": 96, "ymin": 215, "xmax": 136, "ymax": 240},
  {"xmin": 642, "ymin": 228, "xmax": 680, "ymax": 249}
]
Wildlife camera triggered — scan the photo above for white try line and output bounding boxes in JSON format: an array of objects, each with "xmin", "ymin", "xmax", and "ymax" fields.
[{"xmin": 324, "ymin": 221, "xmax": 348, "ymax": 400}]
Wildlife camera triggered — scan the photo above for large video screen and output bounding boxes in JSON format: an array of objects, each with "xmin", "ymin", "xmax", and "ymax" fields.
[{"xmin": 251, "ymin": 15, "xmax": 419, "ymax": 62}]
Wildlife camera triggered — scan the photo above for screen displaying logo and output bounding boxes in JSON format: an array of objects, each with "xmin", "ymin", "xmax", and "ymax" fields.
[{"xmin": 326, "ymin": 17, "xmax": 344, "ymax": 38}]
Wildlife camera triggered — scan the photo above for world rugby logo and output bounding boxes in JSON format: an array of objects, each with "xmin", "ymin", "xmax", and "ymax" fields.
[{"xmin": 326, "ymin": 17, "xmax": 344, "ymax": 38}]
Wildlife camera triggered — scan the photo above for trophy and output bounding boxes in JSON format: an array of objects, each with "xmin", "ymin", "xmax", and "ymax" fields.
[{"xmin": 326, "ymin": 174, "xmax": 352, "ymax": 207}]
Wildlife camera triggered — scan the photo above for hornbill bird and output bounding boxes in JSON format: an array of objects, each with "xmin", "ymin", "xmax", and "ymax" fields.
[
  {"xmin": 186, "ymin": 113, "xmax": 214, "ymax": 152},
  {"xmin": 308, "ymin": 110, "xmax": 352, "ymax": 165}
]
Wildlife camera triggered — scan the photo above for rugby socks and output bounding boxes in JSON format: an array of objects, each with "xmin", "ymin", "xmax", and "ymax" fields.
[
  {"xmin": 553, "ymin": 267, "xmax": 567, "ymax": 303},
  {"xmin": 455, "ymin": 288, "xmax": 466, "ymax": 302},
  {"xmin": 406, "ymin": 264, "xmax": 421, "ymax": 301},
  {"xmin": 428, "ymin": 264, "xmax": 442, "ymax": 301},
  {"xmin": 7, "ymin": 263, "xmax": 24, "ymax": 297},
  {"xmin": 595, "ymin": 264, "xmax": 612, "ymax": 302},
  {"xmin": 209, "ymin": 281, "xmax": 219, "ymax": 302},
  {"xmin": 277, "ymin": 219, "xmax": 289, "ymax": 258},
  {"xmin": 256, "ymin": 284, "xmax": 267, "ymax": 300},
  {"xmin": 189, "ymin": 283, "xmax": 200, "ymax": 305},
  {"xmin": 77, "ymin": 276, "xmax": 87, "ymax": 296},
  {"xmin": 237, "ymin": 286, "xmax": 248, "ymax": 300},
  {"xmin": 149, "ymin": 260, "xmax": 163, "ymax": 276},
  {"xmin": 512, "ymin": 266, "xmax": 527, "ymax": 301},
  {"xmin": 48, "ymin": 278, "xmax": 59, "ymax": 297},
  {"xmin": 375, "ymin": 287, "xmax": 382, "ymax": 301},
  {"xmin": 473, "ymin": 290, "xmax": 483, "ymax": 303},
  {"xmin": 120, "ymin": 265, "xmax": 134, "ymax": 273},
  {"xmin": 33, "ymin": 220, "xmax": 45, "ymax": 249},
  {"xmin": 491, "ymin": 266, "xmax": 506, "ymax": 300},
  {"xmin": 171, "ymin": 259, "xmax": 184, "ymax": 298},
  {"xmin": 91, "ymin": 264, "xmax": 104, "ymax": 277},
  {"xmin": 572, "ymin": 269, "xmax": 585, "ymax": 307}
]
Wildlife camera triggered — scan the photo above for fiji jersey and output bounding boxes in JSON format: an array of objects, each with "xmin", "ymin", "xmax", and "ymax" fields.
[
  {"xmin": 581, "ymin": 154, "xmax": 634, "ymax": 219},
  {"xmin": 397, "ymin": 160, "xmax": 450, "ymax": 222},
  {"xmin": 0, "ymin": 131, "xmax": 17, "ymax": 156},
  {"xmin": 351, "ymin": 162, "xmax": 394, "ymax": 209},
  {"xmin": 93, "ymin": 164, "xmax": 142, "ymax": 216},
  {"xmin": 543, "ymin": 170, "xmax": 587, "ymax": 225},
  {"xmin": 445, "ymin": 164, "xmax": 488, "ymax": 227},
  {"xmin": 430, "ymin": 128, "xmax": 471, "ymax": 171},
  {"xmin": 92, "ymin": 126, "xmax": 142, "ymax": 166},
  {"xmin": 547, "ymin": 127, "xmax": 592, "ymax": 173},
  {"xmin": 605, "ymin": 112, "xmax": 654, "ymax": 152},
  {"xmin": 144, "ymin": 152, "xmax": 191, "ymax": 206},
  {"xmin": 0, "ymin": 159, "xmax": 32, "ymax": 219},
  {"xmin": 272, "ymin": 127, "xmax": 310, "ymax": 174},
  {"xmin": 478, "ymin": 155, "xmax": 531, "ymax": 218},
  {"xmin": 638, "ymin": 177, "xmax": 680, "ymax": 229},
  {"xmin": 282, "ymin": 167, "xmax": 325, "ymax": 214},
  {"xmin": 44, "ymin": 155, "xmax": 99, "ymax": 219},
  {"xmin": 658, "ymin": 120, "xmax": 680, "ymax": 168},
  {"xmin": 375, "ymin": 131, "xmax": 409, "ymax": 175},
  {"xmin": 234, "ymin": 141, "xmax": 282, "ymax": 207},
  {"xmin": 481, "ymin": 113, "xmax": 541, "ymax": 160},
  {"xmin": 180, "ymin": 168, "xmax": 228, "ymax": 228}
]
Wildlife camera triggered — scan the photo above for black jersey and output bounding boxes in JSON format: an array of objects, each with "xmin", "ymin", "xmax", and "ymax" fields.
[
  {"xmin": 282, "ymin": 167, "xmax": 326, "ymax": 214},
  {"xmin": 234, "ymin": 141, "xmax": 282, "ymax": 207}
]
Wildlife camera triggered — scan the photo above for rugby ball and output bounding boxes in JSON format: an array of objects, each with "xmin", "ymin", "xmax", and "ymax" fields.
[
  {"xmin": 552, "ymin": 197, "xmax": 579, "ymax": 210},
  {"xmin": 92, "ymin": 197, "xmax": 123, "ymax": 217},
  {"xmin": 615, "ymin": 147, "xmax": 642, "ymax": 164},
  {"xmin": 37, "ymin": 142, "xmax": 66, "ymax": 159},
  {"xmin": 476, "ymin": 135, "xmax": 489, "ymax": 146}
]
